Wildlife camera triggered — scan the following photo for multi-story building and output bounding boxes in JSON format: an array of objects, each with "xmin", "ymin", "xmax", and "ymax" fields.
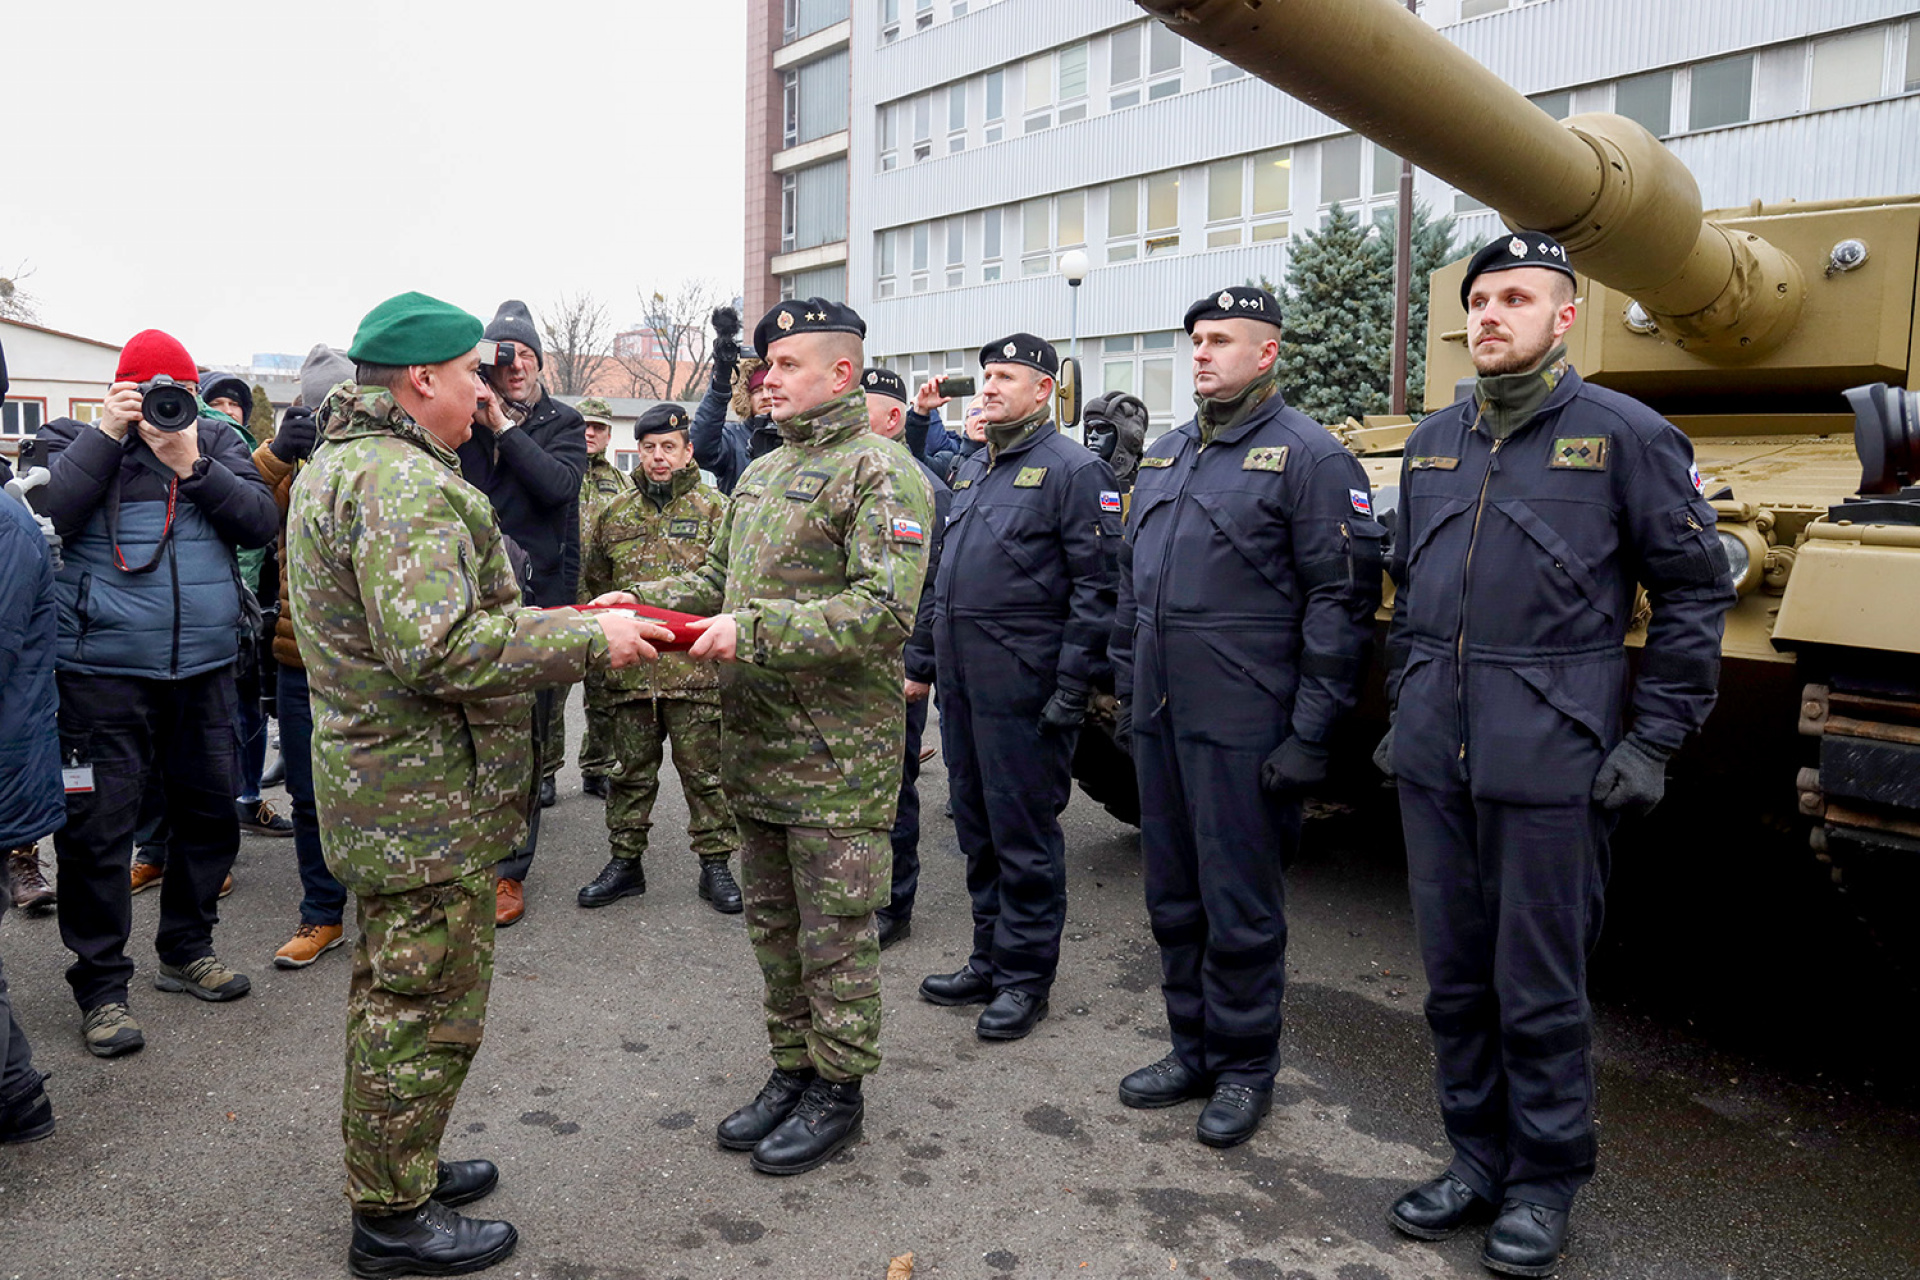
[{"xmin": 748, "ymin": 0, "xmax": 1920, "ymax": 430}]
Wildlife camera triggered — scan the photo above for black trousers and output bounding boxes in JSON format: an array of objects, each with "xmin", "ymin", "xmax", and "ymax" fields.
[
  {"xmin": 884, "ymin": 696, "xmax": 929, "ymax": 921},
  {"xmin": 1399, "ymin": 780, "xmax": 1613, "ymax": 1211},
  {"xmin": 495, "ymin": 688, "xmax": 552, "ymax": 883},
  {"xmin": 53, "ymin": 669, "xmax": 239, "ymax": 1010},
  {"xmin": 938, "ymin": 622, "xmax": 1074, "ymax": 996}
]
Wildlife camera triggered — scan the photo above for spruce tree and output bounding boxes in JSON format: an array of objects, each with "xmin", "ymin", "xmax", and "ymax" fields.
[
  {"xmin": 1376, "ymin": 199, "xmax": 1459, "ymax": 412},
  {"xmin": 1275, "ymin": 204, "xmax": 1393, "ymax": 423},
  {"xmin": 249, "ymin": 383, "xmax": 276, "ymax": 442}
]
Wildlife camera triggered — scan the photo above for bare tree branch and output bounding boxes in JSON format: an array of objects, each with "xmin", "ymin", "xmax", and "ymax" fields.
[
  {"xmin": 538, "ymin": 291, "xmax": 613, "ymax": 398},
  {"xmin": 0, "ymin": 261, "xmax": 39, "ymax": 323},
  {"xmin": 615, "ymin": 279, "xmax": 732, "ymax": 402}
]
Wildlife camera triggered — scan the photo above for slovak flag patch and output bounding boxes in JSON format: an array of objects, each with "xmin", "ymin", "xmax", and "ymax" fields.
[
  {"xmin": 890, "ymin": 516, "xmax": 925, "ymax": 543},
  {"xmin": 1689, "ymin": 464, "xmax": 1705, "ymax": 494},
  {"xmin": 1099, "ymin": 490, "xmax": 1122, "ymax": 513},
  {"xmin": 1349, "ymin": 488, "xmax": 1373, "ymax": 516}
]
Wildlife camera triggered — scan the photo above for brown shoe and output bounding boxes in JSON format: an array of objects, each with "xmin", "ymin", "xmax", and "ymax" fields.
[
  {"xmin": 7, "ymin": 847, "xmax": 56, "ymax": 913},
  {"xmin": 274, "ymin": 922, "xmax": 345, "ymax": 969},
  {"xmin": 219, "ymin": 873, "xmax": 235, "ymax": 899},
  {"xmin": 130, "ymin": 859, "xmax": 165, "ymax": 895},
  {"xmin": 495, "ymin": 878, "xmax": 524, "ymax": 928}
]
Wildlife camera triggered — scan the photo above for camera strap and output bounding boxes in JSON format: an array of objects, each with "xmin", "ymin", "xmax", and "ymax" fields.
[{"xmin": 105, "ymin": 462, "xmax": 179, "ymax": 574}]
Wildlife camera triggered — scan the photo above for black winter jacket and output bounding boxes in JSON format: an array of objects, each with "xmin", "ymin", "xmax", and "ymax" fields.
[{"xmin": 456, "ymin": 390, "xmax": 587, "ymax": 607}]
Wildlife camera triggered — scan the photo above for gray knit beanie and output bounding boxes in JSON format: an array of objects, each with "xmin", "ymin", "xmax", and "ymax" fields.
[
  {"xmin": 301, "ymin": 343, "xmax": 355, "ymax": 410},
  {"xmin": 483, "ymin": 299, "xmax": 543, "ymax": 367}
]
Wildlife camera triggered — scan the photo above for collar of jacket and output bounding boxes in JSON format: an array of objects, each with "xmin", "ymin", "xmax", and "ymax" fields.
[
  {"xmin": 321, "ymin": 385, "xmax": 460, "ymax": 471},
  {"xmin": 586, "ymin": 451, "xmax": 621, "ymax": 476},
  {"xmin": 1473, "ymin": 342, "xmax": 1570, "ymax": 440},
  {"xmin": 985, "ymin": 405, "xmax": 1052, "ymax": 465},
  {"xmin": 645, "ymin": 462, "xmax": 703, "ymax": 509},
  {"xmin": 777, "ymin": 389, "xmax": 869, "ymax": 448},
  {"xmin": 1194, "ymin": 366, "xmax": 1283, "ymax": 447}
]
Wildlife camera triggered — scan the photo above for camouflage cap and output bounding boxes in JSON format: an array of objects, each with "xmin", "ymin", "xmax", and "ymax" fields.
[
  {"xmin": 348, "ymin": 292, "xmax": 483, "ymax": 366},
  {"xmin": 577, "ymin": 396, "xmax": 615, "ymax": 427}
]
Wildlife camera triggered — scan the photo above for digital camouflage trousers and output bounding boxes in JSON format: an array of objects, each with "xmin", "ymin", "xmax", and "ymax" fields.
[{"xmin": 605, "ymin": 697, "xmax": 737, "ymax": 864}]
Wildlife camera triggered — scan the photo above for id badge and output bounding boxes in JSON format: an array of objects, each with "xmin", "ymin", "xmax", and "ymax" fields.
[{"xmin": 63, "ymin": 765, "xmax": 95, "ymax": 794}]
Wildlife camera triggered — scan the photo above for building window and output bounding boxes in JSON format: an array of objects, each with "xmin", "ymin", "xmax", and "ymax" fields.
[
  {"xmin": 68, "ymin": 399, "xmax": 105, "ymax": 424},
  {"xmin": 1209, "ymin": 53, "xmax": 1244, "ymax": 85},
  {"xmin": 878, "ymin": 103, "xmax": 898, "ymax": 170},
  {"xmin": 615, "ymin": 448, "xmax": 639, "ymax": 473},
  {"xmin": 915, "ymin": 0, "xmax": 932, "ymax": 29},
  {"xmin": 1908, "ymin": 18, "xmax": 1920, "ymax": 92},
  {"xmin": 2, "ymin": 399, "xmax": 46, "ymax": 436},
  {"xmin": 793, "ymin": 50, "xmax": 850, "ymax": 145},
  {"xmin": 982, "ymin": 207, "xmax": 1003, "ymax": 281},
  {"xmin": 1460, "ymin": 0, "xmax": 1508, "ymax": 16},
  {"xmin": 1109, "ymin": 24, "xmax": 1142, "ymax": 109},
  {"xmin": 1689, "ymin": 54, "xmax": 1752, "ymax": 131},
  {"xmin": 945, "ymin": 216, "xmax": 965, "ymax": 288},
  {"xmin": 1320, "ymin": 134, "xmax": 1362, "ymax": 206},
  {"xmin": 1810, "ymin": 27, "xmax": 1886, "ymax": 111},
  {"xmin": 911, "ymin": 222, "xmax": 931, "ymax": 291},
  {"xmin": 1022, "ymin": 197, "xmax": 1052, "ymax": 275},
  {"xmin": 784, "ymin": 0, "xmax": 801, "ymax": 38},
  {"xmin": 1370, "ymin": 142, "xmax": 1400, "ymax": 198},
  {"xmin": 792, "ymin": 158, "xmax": 847, "ymax": 250},
  {"xmin": 984, "ymin": 68, "xmax": 1004, "ymax": 143},
  {"xmin": 912, "ymin": 94, "xmax": 932, "ymax": 163},
  {"xmin": 1024, "ymin": 52, "xmax": 1053, "ymax": 132},
  {"xmin": 1108, "ymin": 171, "xmax": 1180, "ymax": 261},
  {"xmin": 1529, "ymin": 90, "xmax": 1571, "ymax": 120},
  {"xmin": 1058, "ymin": 190, "xmax": 1086, "ymax": 249},
  {"xmin": 781, "ymin": 172, "xmax": 797, "ymax": 253},
  {"xmin": 948, "ymin": 82, "xmax": 967, "ymax": 152},
  {"xmin": 880, "ymin": 0, "xmax": 899, "ymax": 42},
  {"xmin": 876, "ymin": 228, "xmax": 898, "ymax": 297},
  {"xmin": 1058, "ymin": 43, "xmax": 1089, "ymax": 123},
  {"xmin": 782, "ymin": 70, "xmax": 800, "ymax": 148},
  {"xmin": 1147, "ymin": 22, "xmax": 1183, "ymax": 99},
  {"xmin": 1615, "ymin": 70, "xmax": 1673, "ymax": 137},
  {"xmin": 1100, "ymin": 335, "xmax": 1178, "ymax": 436},
  {"xmin": 1205, "ymin": 148, "xmax": 1291, "ymax": 248}
]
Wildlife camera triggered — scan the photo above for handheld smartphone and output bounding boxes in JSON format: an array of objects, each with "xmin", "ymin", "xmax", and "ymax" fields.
[{"xmin": 939, "ymin": 374, "xmax": 976, "ymax": 398}]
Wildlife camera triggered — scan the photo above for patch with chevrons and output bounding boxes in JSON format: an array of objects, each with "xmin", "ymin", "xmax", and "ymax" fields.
[
  {"xmin": 1549, "ymin": 437, "xmax": 1609, "ymax": 470},
  {"xmin": 785, "ymin": 471, "xmax": 832, "ymax": 501},
  {"xmin": 1409, "ymin": 455, "xmax": 1459, "ymax": 470},
  {"xmin": 1138, "ymin": 455, "xmax": 1175, "ymax": 469},
  {"xmin": 1014, "ymin": 466, "xmax": 1048, "ymax": 487},
  {"xmin": 1242, "ymin": 445, "xmax": 1289, "ymax": 473}
]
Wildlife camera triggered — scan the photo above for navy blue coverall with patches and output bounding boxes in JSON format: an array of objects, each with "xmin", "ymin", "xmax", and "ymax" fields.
[
  {"xmin": 1113, "ymin": 389, "xmax": 1382, "ymax": 1088},
  {"xmin": 933, "ymin": 424, "xmax": 1119, "ymax": 997},
  {"xmin": 1387, "ymin": 367, "xmax": 1732, "ymax": 1210}
]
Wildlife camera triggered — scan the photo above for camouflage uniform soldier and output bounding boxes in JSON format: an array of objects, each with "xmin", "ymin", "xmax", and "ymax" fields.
[
  {"xmin": 577, "ymin": 402, "xmax": 742, "ymax": 914},
  {"xmin": 592, "ymin": 298, "xmax": 933, "ymax": 1177},
  {"xmin": 287, "ymin": 293, "xmax": 665, "ymax": 1278},
  {"xmin": 569, "ymin": 397, "xmax": 632, "ymax": 798}
]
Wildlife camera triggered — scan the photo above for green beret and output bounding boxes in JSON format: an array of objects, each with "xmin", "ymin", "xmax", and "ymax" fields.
[
  {"xmin": 577, "ymin": 396, "xmax": 615, "ymax": 426},
  {"xmin": 348, "ymin": 292, "xmax": 484, "ymax": 366}
]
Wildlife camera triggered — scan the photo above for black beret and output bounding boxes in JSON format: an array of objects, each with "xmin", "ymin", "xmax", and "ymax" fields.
[
  {"xmin": 634, "ymin": 403, "xmax": 690, "ymax": 437},
  {"xmin": 860, "ymin": 367, "xmax": 907, "ymax": 404},
  {"xmin": 1183, "ymin": 286, "xmax": 1283, "ymax": 334},
  {"xmin": 753, "ymin": 297, "xmax": 867, "ymax": 357},
  {"xmin": 1460, "ymin": 232, "xmax": 1577, "ymax": 307},
  {"xmin": 979, "ymin": 332, "xmax": 1058, "ymax": 378}
]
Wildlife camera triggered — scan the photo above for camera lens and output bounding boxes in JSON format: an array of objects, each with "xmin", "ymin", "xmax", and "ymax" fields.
[{"xmin": 142, "ymin": 384, "xmax": 198, "ymax": 432}]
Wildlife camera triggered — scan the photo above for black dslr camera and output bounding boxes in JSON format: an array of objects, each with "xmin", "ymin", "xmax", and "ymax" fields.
[
  {"xmin": 477, "ymin": 340, "xmax": 518, "ymax": 369},
  {"xmin": 137, "ymin": 375, "xmax": 199, "ymax": 432}
]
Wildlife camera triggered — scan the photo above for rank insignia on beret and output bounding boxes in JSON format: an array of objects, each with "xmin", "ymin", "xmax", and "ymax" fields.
[
  {"xmin": 777, "ymin": 310, "xmax": 795, "ymax": 331},
  {"xmin": 890, "ymin": 515, "xmax": 925, "ymax": 543},
  {"xmin": 1242, "ymin": 445, "xmax": 1289, "ymax": 473},
  {"xmin": 1217, "ymin": 290, "xmax": 1235, "ymax": 309},
  {"xmin": 1003, "ymin": 341, "xmax": 1018, "ymax": 358},
  {"xmin": 1014, "ymin": 466, "xmax": 1048, "ymax": 487},
  {"xmin": 1350, "ymin": 488, "xmax": 1374, "ymax": 516},
  {"xmin": 1549, "ymin": 436, "xmax": 1609, "ymax": 470},
  {"xmin": 866, "ymin": 371, "xmax": 879, "ymax": 385},
  {"xmin": 1100, "ymin": 490, "xmax": 1122, "ymax": 513},
  {"xmin": 1409, "ymin": 455, "xmax": 1460, "ymax": 470},
  {"xmin": 1509, "ymin": 236, "xmax": 1528, "ymax": 257},
  {"xmin": 1138, "ymin": 455, "xmax": 1175, "ymax": 469}
]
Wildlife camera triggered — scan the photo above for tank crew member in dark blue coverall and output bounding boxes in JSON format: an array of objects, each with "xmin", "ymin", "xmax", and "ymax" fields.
[
  {"xmin": 919, "ymin": 334, "xmax": 1119, "ymax": 1041},
  {"xmin": 1379, "ymin": 234, "xmax": 1733, "ymax": 1277},
  {"xmin": 860, "ymin": 368, "xmax": 950, "ymax": 952},
  {"xmin": 1111, "ymin": 286, "xmax": 1383, "ymax": 1148}
]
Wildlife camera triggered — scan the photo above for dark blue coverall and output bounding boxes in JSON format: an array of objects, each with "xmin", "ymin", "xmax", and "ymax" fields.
[
  {"xmin": 934, "ymin": 425, "xmax": 1119, "ymax": 997},
  {"xmin": 1113, "ymin": 390, "xmax": 1382, "ymax": 1088},
  {"xmin": 885, "ymin": 455, "xmax": 951, "ymax": 925},
  {"xmin": 1387, "ymin": 368, "xmax": 1733, "ymax": 1209}
]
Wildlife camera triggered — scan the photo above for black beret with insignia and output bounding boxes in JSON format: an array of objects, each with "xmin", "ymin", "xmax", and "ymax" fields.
[
  {"xmin": 1460, "ymin": 232, "xmax": 1577, "ymax": 307},
  {"xmin": 979, "ymin": 332, "xmax": 1058, "ymax": 378},
  {"xmin": 1182, "ymin": 285, "xmax": 1283, "ymax": 334},
  {"xmin": 634, "ymin": 403, "xmax": 690, "ymax": 437},
  {"xmin": 861, "ymin": 366, "xmax": 908, "ymax": 403},
  {"xmin": 753, "ymin": 297, "xmax": 868, "ymax": 357}
]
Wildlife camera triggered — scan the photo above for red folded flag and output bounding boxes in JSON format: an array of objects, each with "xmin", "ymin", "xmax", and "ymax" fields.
[{"xmin": 555, "ymin": 603, "xmax": 706, "ymax": 653}]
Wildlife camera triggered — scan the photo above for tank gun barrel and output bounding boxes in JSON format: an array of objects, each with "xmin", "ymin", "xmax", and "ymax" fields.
[{"xmin": 1139, "ymin": 0, "xmax": 1803, "ymax": 357}]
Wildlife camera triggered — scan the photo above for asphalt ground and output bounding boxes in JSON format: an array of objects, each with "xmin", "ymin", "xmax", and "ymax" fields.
[{"xmin": 2, "ymin": 693, "xmax": 1916, "ymax": 1280}]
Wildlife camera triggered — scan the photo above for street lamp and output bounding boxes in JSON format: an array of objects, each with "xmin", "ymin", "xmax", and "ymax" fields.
[{"xmin": 1059, "ymin": 249, "xmax": 1091, "ymax": 375}]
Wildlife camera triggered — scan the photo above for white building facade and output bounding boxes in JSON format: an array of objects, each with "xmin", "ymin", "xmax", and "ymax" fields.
[{"xmin": 759, "ymin": 0, "xmax": 1920, "ymax": 430}]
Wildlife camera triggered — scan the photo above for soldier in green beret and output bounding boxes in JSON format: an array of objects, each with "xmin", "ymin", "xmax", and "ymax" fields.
[
  {"xmin": 287, "ymin": 291, "xmax": 671, "ymax": 1278},
  {"xmin": 553, "ymin": 396, "xmax": 631, "ymax": 799},
  {"xmin": 591, "ymin": 298, "xmax": 934, "ymax": 1177}
]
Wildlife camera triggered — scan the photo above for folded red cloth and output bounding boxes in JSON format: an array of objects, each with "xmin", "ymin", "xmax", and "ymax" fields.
[{"xmin": 560, "ymin": 603, "xmax": 706, "ymax": 653}]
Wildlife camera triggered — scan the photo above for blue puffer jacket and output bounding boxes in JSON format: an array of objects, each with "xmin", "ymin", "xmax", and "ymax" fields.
[
  {"xmin": 0, "ymin": 497, "xmax": 65, "ymax": 848},
  {"xmin": 35, "ymin": 415, "xmax": 278, "ymax": 679}
]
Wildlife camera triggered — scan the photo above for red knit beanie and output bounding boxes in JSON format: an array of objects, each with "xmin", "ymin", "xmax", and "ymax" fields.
[
  {"xmin": 116, "ymin": 329, "xmax": 198, "ymax": 384},
  {"xmin": 746, "ymin": 365, "xmax": 769, "ymax": 391}
]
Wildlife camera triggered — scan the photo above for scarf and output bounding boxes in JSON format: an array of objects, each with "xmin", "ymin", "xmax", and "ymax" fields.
[
  {"xmin": 1195, "ymin": 366, "xmax": 1280, "ymax": 446},
  {"xmin": 1473, "ymin": 342, "xmax": 1569, "ymax": 440}
]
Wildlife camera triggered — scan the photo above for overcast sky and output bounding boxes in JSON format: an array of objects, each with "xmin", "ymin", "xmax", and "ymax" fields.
[{"xmin": 4, "ymin": 0, "xmax": 746, "ymax": 366}]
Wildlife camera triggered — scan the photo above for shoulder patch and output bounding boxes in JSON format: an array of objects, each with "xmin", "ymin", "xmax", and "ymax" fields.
[
  {"xmin": 1549, "ymin": 437, "xmax": 1609, "ymax": 471},
  {"xmin": 667, "ymin": 517, "xmax": 701, "ymax": 538},
  {"xmin": 952, "ymin": 477, "xmax": 973, "ymax": 490},
  {"xmin": 1242, "ymin": 445, "xmax": 1289, "ymax": 473},
  {"xmin": 1013, "ymin": 466, "xmax": 1048, "ymax": 488},
  {"xmin": 889, "ymin": 515, "xmax": 925, "ymax": 544},
  {"xmin": 1138, "ymin": 455, "xmax": 1176, "ymax": 469},
  {"xmin": 1409, "ymin": 455, "xmax": 1459, "ymax": 471},
  {"xmin": 1099, "ymin": 490, "xmax": 1122, "ymax": 513},
  {"xmin": 1349, "ymin": 488, "xmax": 1373, "ymax": 516},
  {"xmin": 1689, "ymin": 463, "xmax": 1706, "ymax": 494},
  {"xmin": 784, "ymin": 470, "xmax": 832, "ymax": 501}
]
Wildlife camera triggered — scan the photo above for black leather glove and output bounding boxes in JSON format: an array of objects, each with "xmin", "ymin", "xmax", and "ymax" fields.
[
  {"xmin": 711, "ymin": 306, "xmax": 743, "ymax": 368},
  {"xmin": 1114, "ymin": 698, "xmax": 1133, "ymax": 755},
  {"xmin": 1260, "ymin": 736, "xmax": 1330, "ymax": 796},
  {"xmin": 1372, "ymin": 722, "xmax": 1396, "ymax": 780},
  {"xmin": 1591, "ymin": 734, "xmax": 1670, "ymax": 815},
  {"xmin": 269, "ymin": 407, "xmax": 317, "ymax": 463},
  {"xmin": 1038, "ymin": 685, "xmax": 1089, "ymax": 734}
]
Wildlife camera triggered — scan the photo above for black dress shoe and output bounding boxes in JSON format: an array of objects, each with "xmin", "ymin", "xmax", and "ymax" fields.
[
  {"xmin": 538, "ymin": 777, "xmax": 557, "ymax": 808},
  {"xmin": 698, "ymin": 860, "xmax": 744, "ymax": 914},
  {"xmin": 875, "ymin": 913, "xmax": 911, "ymax": 950},
  {"xmin": 432, "ymin": 1159, "xmax": 499, "ymax": 1208},
  {"xmin": 582, "ymin": 772, "xmax": 609, "ymax": 798},
  {"xmin": 348, "ymin": 1200, "xmax": 517, "ymax": 1278},
  {"xmin": 1482, "ymin": 1200, "xmax": 1570, "ymax": 1277},
  {"xmin": 260, "ymin": 754, "xmax": 286, "ymax": 789},
  {"xmin": 577, "ymin": 858, "xmax": 646, "ymax": 908},
  {"xmin": 717, "ymin": 1067, "xmax": 817, "ymax": 1151},
  {"xmin": 749, "ymin": 1077, "xmax": 863, "ymax": 1175},
  {"xmin": 1195, "ymin": 1081, "xmax": 1273, "ymax": 1148},
  {"xmin": 919, "ymin": 965, "xmax": 993, "ymax": 1006},
  {"xmin": 976, "ymin": 989, "xmax": 1048, "ymax": 1041},
  {"xmin": 1118, "ymin": 1053, "xmax": 1212, "ymax": 1109},
  {"xmin": 0, "ymin": 1082, "xmax": 55, "ymax": 1145},
  {"xmin": 1387, "ymin": 1171, "xmax": 1494, "ymax": 1240}
]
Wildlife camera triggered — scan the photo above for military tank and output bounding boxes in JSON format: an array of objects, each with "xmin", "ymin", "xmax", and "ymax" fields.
[{"xmin": 1135, "ymin": 0, "xmax": 1920, "ymax": 911}]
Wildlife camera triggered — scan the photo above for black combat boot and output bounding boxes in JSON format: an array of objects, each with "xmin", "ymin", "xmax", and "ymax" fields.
[
  {"xmin": 1387, "ymin": 1171, "xmax": 1495, "ymax": 1240},
  {"xmin": 1481, "ymin": 1200, "xmax": 1570, "ymax": 1277},
  {"xmin": 432, "ymin": 1159, "xmax": 499, "ymax": 1208},
  {"xmin": 538, "ymin": 776, "xmax": 557, "ymax": 808},
  {"xmin": 697, "ymin": 860, "xmax": 744, "ymax": 914},
  {"xmin": 348, "ymin": 1200, "xmax": 517, "ymax": 1278},
  {"xmin": 1118, "ymin": 1053, "xmax": 1213, "ymax": 1109},
  {"xmin": 976, "ymin": 989, "xmax": 1048, "ymax": 1041},
  {"xmin": 875, "ymin": 912, "xmax": 911, "ymax": 950},
  {"xmin": 1195, "ymin": 1081, "xmax": 1273, "ymax": 1148},
  {"xmin": 919, "ymin": 964, "xmax": 993, "ymax": 1006},
  {"xmin": 717, "ymin": 1066, "xmax": 817, "ymax": 1150},
  {"xmin": 581, "ymin": 773, "xmax": 609, "ymax": 799},
  {"xmin": 749, "ymin": 1077, "xmax": 864, "ymax": 1175},
  {"xmin": 0, "ymin": 1078, "xmax": 55, "ymax": 1145},
  {"xmin": 577, "ymin": 858, "xmax": 646, "ymax": 908}
]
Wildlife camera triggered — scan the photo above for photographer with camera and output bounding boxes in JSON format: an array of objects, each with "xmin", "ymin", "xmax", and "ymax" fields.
[
  {"xmin": 456, "ymin": 301, "xmax": 588, "ymax": 926},
  {"xmin": 689, "ymin": 305, "xmax": 779, "ymax": 496},
  {"xmin": 33, "ymin": 329, "xmax": 277, "ymax": 1055}
]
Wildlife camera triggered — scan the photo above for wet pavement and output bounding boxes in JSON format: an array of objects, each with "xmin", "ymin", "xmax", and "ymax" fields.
[{"xmin": 2, "ymin": 696, "xmax": 1915, "ymax": 1279}]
